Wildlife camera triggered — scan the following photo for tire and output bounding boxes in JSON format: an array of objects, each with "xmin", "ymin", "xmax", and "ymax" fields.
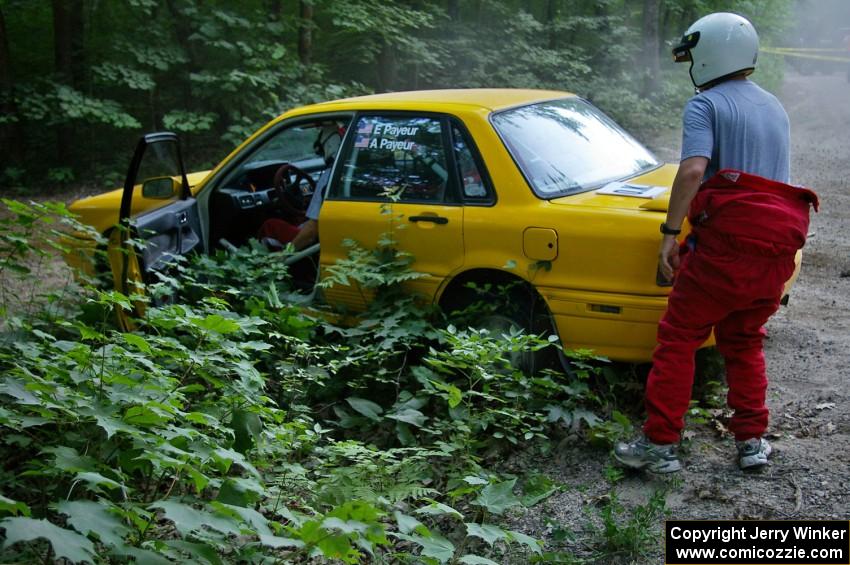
[{"xmin": 442, "ymin": 279, "xmax": 560, "ymax": 374}]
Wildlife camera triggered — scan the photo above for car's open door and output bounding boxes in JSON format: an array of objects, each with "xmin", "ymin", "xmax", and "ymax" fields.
[{"xmin": 108, "ymin": 132, "xmax": 202, "ymax": 329}]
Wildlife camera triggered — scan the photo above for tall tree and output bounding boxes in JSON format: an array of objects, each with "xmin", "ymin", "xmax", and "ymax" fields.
[
  {"xmin": 0, "ymin": 5, "xmax": 23, "ymax": 164},
  {"xmin": 298, "ymin": 0, "xmax": 313, "ymax": 65},
  {"xmin": 52, "ymin": 0, "xmax": 85, "ymax": 166},
  {"xmin": 642, "ymin": 0, "xmax": 660, "ymax": 98},
  {"xmin": 268, "ymin": 0, "xmax": 283, "ymax": 20},
  {"xmin": 165, "ymin": 0, "xmax": 199, "ymax": 130},
  {"xmin": 52, "ymin": 0, "xmax": 84, "ymax": 87},
  {"xmin": 447, "ymin": 0, "xmax": 460, "ymax": 21},
  {"xmin": 546, "ymin": 0, "xmax": 559, "ymax": 49},
  {"xmin": 376, "ymin": 40, "xmax": 396, "ymax": 92}
]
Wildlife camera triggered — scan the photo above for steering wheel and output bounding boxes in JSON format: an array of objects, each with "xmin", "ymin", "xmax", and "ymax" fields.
[{"xmin": 273, "ymin": 163, "xmax": 317, "ymax": 213}]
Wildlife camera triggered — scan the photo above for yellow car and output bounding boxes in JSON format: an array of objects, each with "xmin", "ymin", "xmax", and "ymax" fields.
[{"xmin": 67, "ymin": 89, "xmax": 800, "ymax": 363}]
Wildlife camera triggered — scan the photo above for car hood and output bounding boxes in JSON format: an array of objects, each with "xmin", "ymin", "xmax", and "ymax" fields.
[{"xmin": 548, "ymin": 164, "xmax": 678, "ymax": 212}]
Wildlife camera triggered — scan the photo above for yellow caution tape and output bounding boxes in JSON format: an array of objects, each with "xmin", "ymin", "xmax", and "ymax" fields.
[{"xmin": 761, "ymin": 46, "xmax": 850, "ymax": 63}]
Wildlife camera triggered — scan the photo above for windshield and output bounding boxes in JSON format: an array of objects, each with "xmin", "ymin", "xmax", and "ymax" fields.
[{"xmin": 491, "ymin": 98, "xmax": 660, "ymax": 198}]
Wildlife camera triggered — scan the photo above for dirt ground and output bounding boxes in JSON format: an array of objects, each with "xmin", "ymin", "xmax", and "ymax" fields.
[{"xmin": 505, "ymin": 71, "xmax": 850, "ymax": 562}]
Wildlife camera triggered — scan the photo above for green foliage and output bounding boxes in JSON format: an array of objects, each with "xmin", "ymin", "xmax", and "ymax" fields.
[
  {"xmin": 591, "ymin": 488, "xmax": 671, "ymax": 562},
  {"xmin": 0, "ymin": 199, "xmax": 104, "ymax": 320},
  {"xmin": 588, "ymin": 409, "xmax": 635, "ymax": 447},
  {"xmin": 0, "ymin": 199, "xmax": 625, "ymax": 562},
  {"xmin": 162, "ymin": 110, "xmax": 217, "ymax": 134},
  {"xmin": 540, "ymin": 485, "xmax": 672, "ymax": 563},
  {"xmin": 318, "ymin": 237, "xmax": 427, "ymax": 291},
  {"xmin": 0, "ymin": 0, "xmax": 793, "ymax": 190},
  {"xmin": 92, "ymin": 62, "xmax": 156, "ymax": 92},
  {"xmin": 0, "ymin": 517, "xmax": 96, "ymax": 563}
]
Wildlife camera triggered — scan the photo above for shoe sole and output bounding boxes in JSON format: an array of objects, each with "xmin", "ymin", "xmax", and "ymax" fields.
[{"xmin": 613, "ymin": 452, "xmax": 682, "ymax": 474}]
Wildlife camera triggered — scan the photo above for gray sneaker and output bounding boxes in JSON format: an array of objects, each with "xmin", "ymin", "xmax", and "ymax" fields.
[
  {"xmin": 737, "ymin": 437, "xmax": 772, "ymax": 469},
  {"xmin": 613, "ymin": 435, "xmax": 682, "ymax": 474}
]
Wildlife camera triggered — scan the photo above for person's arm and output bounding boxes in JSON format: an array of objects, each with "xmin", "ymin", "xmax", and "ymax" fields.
[
  {"xmin": 658, "ymin": 156, "xmax": 708, "ymax": 281},
  {"xmin": 291, "ymin": 169, "xmax": 328, "ymax": 250},
  {"xmin": 291, "ymin": 219, "xmax": 317, "ymax": 250}
]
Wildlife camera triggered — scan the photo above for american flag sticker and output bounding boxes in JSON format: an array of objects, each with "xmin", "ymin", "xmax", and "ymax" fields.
[
  {"xmin": 354, "ymin": 134, "xmax": 370, "ymax": 148},
  {"xmin": 357, "ymin": 122, "xmax": 373, "ymax": 134}
]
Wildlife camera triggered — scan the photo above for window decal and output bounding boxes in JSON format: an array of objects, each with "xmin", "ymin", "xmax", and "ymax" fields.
[{"xmin": 335, "ymin": 115, "xmax": 452, "ymax": 203}]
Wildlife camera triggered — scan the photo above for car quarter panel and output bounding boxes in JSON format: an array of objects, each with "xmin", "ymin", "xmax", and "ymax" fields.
[
  {"xmin": 434, "ymin": 107, "xmax": 683, "ymax": 361},
  {"xmin": 459, "ymin": 201, "xmax": 677, "ymax": 361}
]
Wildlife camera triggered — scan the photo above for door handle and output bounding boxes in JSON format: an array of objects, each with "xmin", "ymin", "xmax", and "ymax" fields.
[{"xmin": 409, "ymin": 215, "xmax": 448, "ymax": 225}]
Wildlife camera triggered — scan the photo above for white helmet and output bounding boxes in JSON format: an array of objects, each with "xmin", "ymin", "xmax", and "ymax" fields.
[{"xmin": 673, "ymin": 12, "xmax": 759, "ymax": 89}]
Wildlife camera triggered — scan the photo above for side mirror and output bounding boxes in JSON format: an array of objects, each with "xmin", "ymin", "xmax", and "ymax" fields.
[{"xmin": 142, "ymin": 176, "xmax": 179, "ymax": 199}]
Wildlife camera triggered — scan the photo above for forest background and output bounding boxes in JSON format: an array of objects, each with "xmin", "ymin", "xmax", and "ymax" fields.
[{"xmin": 1, "ymin": 0, "xmax": 825, "ymax": 194}]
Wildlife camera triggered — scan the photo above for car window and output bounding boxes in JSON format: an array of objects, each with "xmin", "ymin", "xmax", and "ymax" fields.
[
  {"xmin": 216, "ymin": 118, "xmax": 350, "ymax": 192},
  {"xmin": 333, "ymin": 115, "xmax": 454, "ymax": 203},
  {"xmin": 451, "ymin": 123, "xmax": 491, "ymax": 202},
  {"xmin": 248, "ymin": 124, "xmax": 320, "ymax": 165},
  {"xmin": 137, "ymin": 140, "xmax": 183, "ymax": 185},
  {"xmin": 491, "ymin": 97, "xmax": 660, "ymax": 198}
]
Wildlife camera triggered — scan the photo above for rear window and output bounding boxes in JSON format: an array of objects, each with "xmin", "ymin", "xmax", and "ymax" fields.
[{"xmin": 491, "ymin": 98, "xmax": 659, "ymax": 198}]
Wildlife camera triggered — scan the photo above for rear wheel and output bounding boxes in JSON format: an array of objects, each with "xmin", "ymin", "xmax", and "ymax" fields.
[{"xmin": 441, "ymin": 278, "xmax": 560, "ymax": 374}]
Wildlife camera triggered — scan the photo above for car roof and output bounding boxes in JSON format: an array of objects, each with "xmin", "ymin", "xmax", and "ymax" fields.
[{"xmin": 301, "ymin": 88, "xmax": 577, "ymax": 113}]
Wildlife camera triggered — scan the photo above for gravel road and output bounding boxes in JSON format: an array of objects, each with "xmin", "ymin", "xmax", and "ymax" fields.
[{"xmin": 506, "ymin": 71, "xmax": 850, "ymax": 562}]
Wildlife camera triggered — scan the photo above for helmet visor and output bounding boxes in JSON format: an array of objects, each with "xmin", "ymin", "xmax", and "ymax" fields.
[{"xmin": 672, "ymin": 31, "xmax": 700, "ymax": 62}]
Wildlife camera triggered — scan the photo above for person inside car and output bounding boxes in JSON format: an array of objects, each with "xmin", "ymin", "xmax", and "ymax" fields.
[
  {"xmin": 257, "ymin": 123, "xmax": 344, "ymax": 251},
  {"xmin": 258, "ymin": 167, "xmax": 327, "ymax": 251}
]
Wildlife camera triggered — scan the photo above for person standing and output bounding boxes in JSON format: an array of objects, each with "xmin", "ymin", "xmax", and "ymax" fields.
[{"xmin": 614, "ymin": 12, "xmax": 819, "ymax": 473}]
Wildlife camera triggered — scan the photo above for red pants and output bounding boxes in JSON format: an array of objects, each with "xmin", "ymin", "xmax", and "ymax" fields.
[
  {"xmin": 258, "ymin": 218, "xmax": 300, "ymax": 245},
  {"xmin": 643, "ymin": 237, "xmax": 795, "ymax": 444}
]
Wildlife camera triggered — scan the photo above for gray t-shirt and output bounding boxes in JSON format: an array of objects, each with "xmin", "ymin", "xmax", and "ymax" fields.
[{"xmin": 681, "ymin": 79, "xmax": 790, "ymax": 183}]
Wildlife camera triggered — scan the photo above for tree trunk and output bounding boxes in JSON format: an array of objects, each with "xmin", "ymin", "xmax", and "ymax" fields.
[
  {"xmin": 52, "ymin": 0, "xmax": 84, "ymax": 167},
  {"xmin": 165, "ymin": 0, "xmax": 199, "ymax": 131},
  {"xmin": 641, "ymin": 0, "xmax": 660, "ymax": 99},
  {"xmin": 660, "ymin": 3, "xmax": 671, "ymax": 47},
  {"xmin": 0, "ymin": 6, "xmax": 24, "ymax": 166},
  {"xmin": 447, "ymin": 0, "xmax": 459, "ymax": 22},
  {"xmin": 474, "ymin": 0, "xmax": 483, "ymax": 24},
  {"xmin": 376, "ymin": 40, "xmax": 396, "ymax": 92},
  {"xmin": 52, "ymin": 0, "xmax": 84, "ymax": 87},
  {"xmin": 590, "ymin": 0, "xmax": 611, "ymax": 68},
  {"xmin": 268, "ymin": 0, "xmax": 283, "ymax": 21},
  {"xmin": 298, "ymin": 0, "xmax": 313, "ymax": 66},
  {"xmin": 546, "ymin": 0, "xmax": 558, "ymax": 49},
  {"xmin": 0, "ymin": 7, "xmax": 11, "ymax": 99}
]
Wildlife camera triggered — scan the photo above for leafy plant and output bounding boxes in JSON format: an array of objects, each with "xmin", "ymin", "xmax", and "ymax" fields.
[
  {"xmin": 590, "ymin": 488, "xmax": 671, "ymax": 563},
  {"xmin": 540, "ymin": 486, "xmax": 672, "ymax": 564},
  {"xmin": 1, "ymin": 200, "xmax": 572, "ymax": 563}
]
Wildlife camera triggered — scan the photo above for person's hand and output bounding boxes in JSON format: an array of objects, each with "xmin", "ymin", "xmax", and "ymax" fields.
[{"xmin": 658, "ymin": 234, "xmax": 681, "ymax": 282}]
